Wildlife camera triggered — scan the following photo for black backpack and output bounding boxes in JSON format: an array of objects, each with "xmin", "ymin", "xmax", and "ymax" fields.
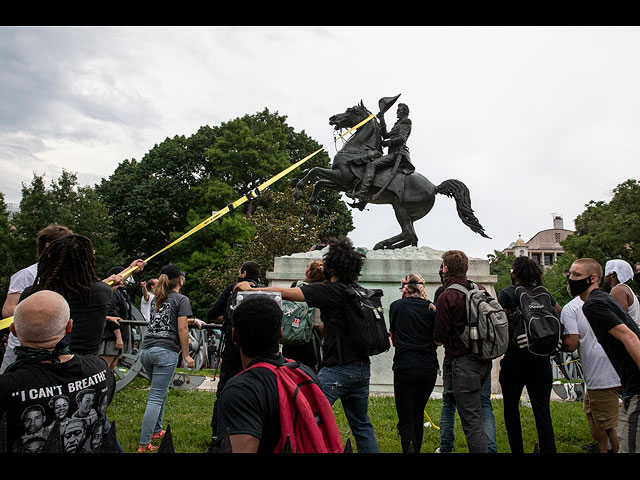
[
  {"xmin": 511, "ymin": 286, "xmax": 562, "ymax": 356},
  {"xmin": 343, "ymin": 284, "xmax": 390, "ymax": 357}
]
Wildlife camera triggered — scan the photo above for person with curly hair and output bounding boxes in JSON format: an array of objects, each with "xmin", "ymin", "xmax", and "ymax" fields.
[{"xmin": 235, "ymin": 237, "xmax": 379, "ymax": 453}]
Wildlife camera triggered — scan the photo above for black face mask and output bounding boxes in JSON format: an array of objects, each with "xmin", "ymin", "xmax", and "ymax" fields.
[
  {"xmin": 567, "ymin": 274, "xmax": 593, "ymax": 297},
  {"xmin": 635, "ymin": 272, "xmax": 640, "ymax": 284},
  {"xmin": 438, "ymin": 263, "xmax": 445, "ymax": 285}
]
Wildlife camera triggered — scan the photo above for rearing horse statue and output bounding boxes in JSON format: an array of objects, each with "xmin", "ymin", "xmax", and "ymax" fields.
[{"xmin": 293, "ymin": 100, "xmax": 491, "ymax": 250}]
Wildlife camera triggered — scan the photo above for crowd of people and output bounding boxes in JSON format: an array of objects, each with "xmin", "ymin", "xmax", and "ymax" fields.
[{"xmin": 1, "ymin": 224, "xmax": 640, "ymax": 454}]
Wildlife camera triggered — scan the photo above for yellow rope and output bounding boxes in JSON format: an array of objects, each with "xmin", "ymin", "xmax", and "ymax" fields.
[{"xmin": 0, "ymin": 114, "xmax": 376, "ymax": 331}]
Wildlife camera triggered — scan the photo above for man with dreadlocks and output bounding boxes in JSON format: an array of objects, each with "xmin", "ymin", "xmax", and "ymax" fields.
[
  {"xmin": 18, "ymin": 234, "xmax": 145, "ymax": 356},
  {"xmin": 1, "ymin": 224, "xmax": 73, "ymax": 374}
]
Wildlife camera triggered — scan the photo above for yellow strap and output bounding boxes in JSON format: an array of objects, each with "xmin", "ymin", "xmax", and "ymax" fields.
[
  {"xmin": 112, "ymin": 113, "xmax": 374, "ymax": 282},
  {"xmin": 424, "ymin": 409, "xmax": 440, "ymax": 430},
  {"xmin": 0, "ymin": 316, "xmax": 12, "ymax": 331},
  {"xmin": 0, "ymin": 113, "xmax": 376, "ymax": 323}
]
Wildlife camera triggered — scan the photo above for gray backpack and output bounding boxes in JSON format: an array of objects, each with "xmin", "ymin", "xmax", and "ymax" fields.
[{"xmin": 447, "ymin": 282, "xmax": 509, "ymax": 360}]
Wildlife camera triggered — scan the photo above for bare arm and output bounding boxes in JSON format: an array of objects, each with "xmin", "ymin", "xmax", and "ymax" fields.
[
  {"xmin": 178, "ymin": 315, "xmax": 194, "ymax": 368},
  {"xmin": 611, "ymin": 285, "xmax": 631, "ymax": 312},
  {"xmin": 609, "ymin": 324, "xmax": 640, "ymax": 368},
  {"xmin": 562, "ymin": 334, "xmax": 579, "ymax": 352},
  {"xmin": 235, "ymin": 282, "xmax": 306, "ymax": 302},
  {"xmin": 2, "ymin": 293, "xmax": 20, "ymax": 319},
  {"xmin": 140, "ymin": 282, "xmax": 150, "ymax": 302},
  {"xmin": 229, "ymin": 434, "xmax": 260, "ymax": 453}
]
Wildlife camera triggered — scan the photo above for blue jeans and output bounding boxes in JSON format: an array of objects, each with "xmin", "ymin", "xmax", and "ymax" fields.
[
  {"xmin": 139, "ymin": 347, "xmax": 179, "ymax": 445},
  {"xmin": 318, "ymin": 362, "xmax": 379, "ymax": 453},
  {"xmin": 440, "ymin": 356, "xmax": 497, "ymax": 453}
]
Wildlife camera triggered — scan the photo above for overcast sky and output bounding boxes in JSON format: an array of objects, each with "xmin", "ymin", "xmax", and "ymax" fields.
[{"xmin": 1, "ymin": 26, "xmax": 638, "ymax": 261}]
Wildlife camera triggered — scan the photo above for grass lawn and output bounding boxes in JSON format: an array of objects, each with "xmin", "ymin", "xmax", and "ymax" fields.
[{"xmin": 108, "ymin": 371, "xmax": 593, "ymax": 454}]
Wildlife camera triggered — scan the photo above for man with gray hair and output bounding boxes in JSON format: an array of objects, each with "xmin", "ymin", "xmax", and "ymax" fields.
[{"xmin": 0, "ymin": 290, "xmax": 115, "ymax": 453}]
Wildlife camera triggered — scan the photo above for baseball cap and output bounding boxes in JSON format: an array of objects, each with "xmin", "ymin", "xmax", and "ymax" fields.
[{"xmin": 160, "ymin": 264, "xmax": 184, "ymax": 280}]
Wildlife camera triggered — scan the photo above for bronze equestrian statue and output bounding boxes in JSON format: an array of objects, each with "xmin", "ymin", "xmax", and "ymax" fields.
[{"xmin": 293, "ymin": 97, "xmax": 490, "ymax": 250}]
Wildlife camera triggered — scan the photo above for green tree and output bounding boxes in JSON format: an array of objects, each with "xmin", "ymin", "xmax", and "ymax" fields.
[
  {"xmin": 562, "ymin": 179, "xmax": 640, "ymax": 266},
  {"xmin": 198, "ymin": 187, "xmax": 341, "ymax": 314},
  {"xmin": 10, "ymin": 171, "xmax": 123, "ymax": 277},
  {"xmin": 0, "ymin": 193, "xmax": 18, "ymax": 306},
  {"xmin": 98, "ymin": 109, "xmax": 354, "ymax": 311},
  {"xmin": 540, "ymin": 178, "xmax": 640, "ymax": 306},
  {"xmin": 542, "ymin": 253, "xmax": 576, "ymax": 307},
  {"xmin": 487, "ymin": 250, "xmax": 513, "ymax": 294}
]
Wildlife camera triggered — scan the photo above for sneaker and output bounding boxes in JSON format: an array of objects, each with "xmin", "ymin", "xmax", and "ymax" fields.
[
  {"xmin": 137, "ymin": 443, "xmax": 159, "ymax": 453},
  {"xmin": 152, "ymin": 430, "xmax": 165, "ymax": 440}
]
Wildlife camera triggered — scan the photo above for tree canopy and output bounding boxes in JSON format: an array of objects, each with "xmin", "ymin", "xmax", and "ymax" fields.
[
  {"xmin": 94, "ymin": 108, "xmax": 353, "ymax": 312},
  {"xmin": 9, "ymin": 171, "xmax": 123, "ymax": 277},
  {"xmin": 561, "ymin": 178, "xmax": 639, "ymax": 266},
  {"xmin": 1, "ymin": 108, "xmax": 355, "ymax": 315}
]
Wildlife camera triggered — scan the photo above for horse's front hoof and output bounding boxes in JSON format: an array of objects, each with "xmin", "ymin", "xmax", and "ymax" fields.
[{"xmin": 293, "ymin": 189, "xmax": 302, "ymax": 202}]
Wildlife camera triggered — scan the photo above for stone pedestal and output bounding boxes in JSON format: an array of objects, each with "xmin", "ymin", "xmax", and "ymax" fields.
[{"xmin": 266, "ymin": 246, "xmax": 499, "ymax": 395}]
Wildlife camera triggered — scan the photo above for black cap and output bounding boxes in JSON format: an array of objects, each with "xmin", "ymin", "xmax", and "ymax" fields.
[
  {"xmin": 107, "ymin": 266, "xmax": 125, "ymax": 277},
  {"xmin": 160, "ymin": 264, "xmax": 184, "ymax": 280}
]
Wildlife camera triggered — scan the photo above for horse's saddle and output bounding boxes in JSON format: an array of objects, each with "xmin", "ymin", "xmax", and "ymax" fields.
[{"xmin": 348, "ymin": 163, "xmax": 424, "ymax": 203}]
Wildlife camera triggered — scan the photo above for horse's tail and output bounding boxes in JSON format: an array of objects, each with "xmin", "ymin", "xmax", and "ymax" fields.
[{"xmin": 436, "ymin": 179, "xmax": 491, "ymax": 239}]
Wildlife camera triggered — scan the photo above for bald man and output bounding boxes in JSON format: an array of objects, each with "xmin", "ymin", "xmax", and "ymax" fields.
[
  {"xmin": 568, "ymin": 258, "xmax": 640, "ymax": 453},
  {"xmin": 0, "ymin": 291, "xmax": 115, "ymax": 453}
]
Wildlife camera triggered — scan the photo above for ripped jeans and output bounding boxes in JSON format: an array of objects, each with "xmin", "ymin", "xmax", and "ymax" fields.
[{"xmin": 318, "ymin": 362, "xmax": 379, "ymax": 453}]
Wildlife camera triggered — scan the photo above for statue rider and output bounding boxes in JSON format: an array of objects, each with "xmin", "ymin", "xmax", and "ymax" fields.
[{"xmin": 356, "ymin": 102, "xmax": 415, "ymax": 201}]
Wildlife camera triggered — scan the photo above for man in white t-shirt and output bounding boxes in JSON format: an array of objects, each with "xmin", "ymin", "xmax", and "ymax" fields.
[
  {"xmin": 1, "ymin": 224, "xmax": 72, "ymax": 373},
  {"xmin": 561, "ymin": 295, "xmax": 622, "ymax": 453},
  {"xmin": 139, "ymin": 278, "xmax": 158, "ymax": 321}
]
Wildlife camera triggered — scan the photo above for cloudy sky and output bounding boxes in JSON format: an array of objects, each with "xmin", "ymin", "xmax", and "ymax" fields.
[{"xmin": 1, "ymin": 26, "xmax": 639, "ymax": 261}]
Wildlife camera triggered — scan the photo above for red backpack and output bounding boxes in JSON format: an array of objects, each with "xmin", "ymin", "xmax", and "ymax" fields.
[{"xmin": 247, "ymin": 359, "xmax": 344, "ymax": 453}]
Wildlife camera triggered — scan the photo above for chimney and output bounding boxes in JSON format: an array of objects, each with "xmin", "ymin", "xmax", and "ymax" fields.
[{"xmin": 553, "ymin": 215, "xmax": 564, "ymax": 230}]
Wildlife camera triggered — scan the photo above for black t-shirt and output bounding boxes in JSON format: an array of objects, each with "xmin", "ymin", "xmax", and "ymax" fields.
[
  {"xmin": 389, "ymin": 296, "xmax": 438, "ymax": 371},
  {"xmin": 208, "ymin": 282, "xmax": 262, "ymax": 362},
  {"xmin": 0, "ymin": 355, "xmax": 115, "ymax": 453},
  {"xmin": 300, "ymin": 280, "xmax": 370, "ymax": 366},
  {"xmin": 583, "ymin": 289, "xmax": 640, "ymax": 396},
  {"xmin": 21, "ymin": 281, "xmax": 114, "ymax": 356},
  {"xmin": 103, "ymin": 287, "xmax": 131, "ymax": 341},
  {"xmin": 216, "ymin": 354, "xmax": 318, "ymax": 453},
  {"xmin": 142, "ymin": 291, "xmax": 193, "ymax": 353}
]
